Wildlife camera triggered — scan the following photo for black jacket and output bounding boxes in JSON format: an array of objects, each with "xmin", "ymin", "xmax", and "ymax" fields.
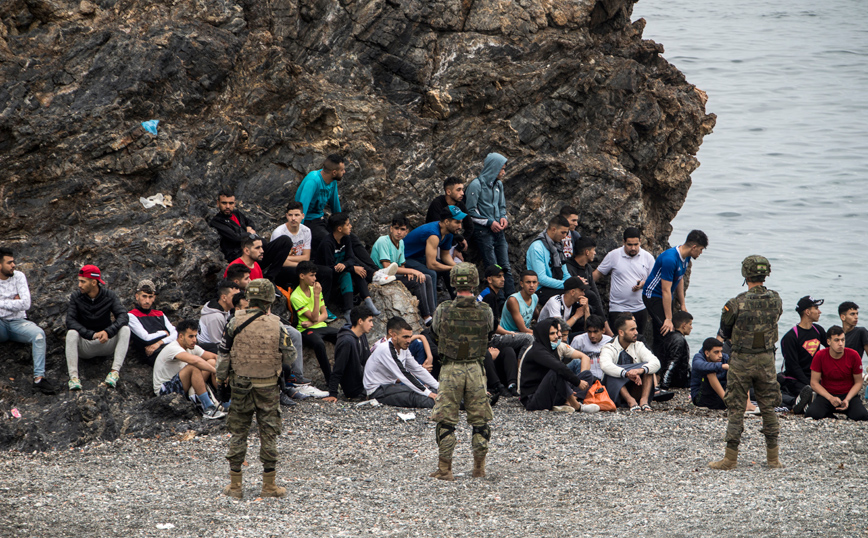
[
  {"xmin": 329, "ymin": 325, "xmax": 370, "ymax": 398},
  {"xmin": 519, "ymin": 319, "xmax": 582, "ymax": 396},
  {"xmin": 425, "ymin": 194, "xmax": 473, "ymax": 235},
  {"xmin": 565, "ymin": 258, "xmax": 607, "ymax": 318},
  {"xmin": 314, "ymin": 233, "xmax": 358, "ymax": 270},
  {"xmin": 66, "ymin": 287, "xmax": 129, "ymax": 339},
  {"xmin": 208, "ymin": 210, "xmax": 255, "ymax": 262},
  {"xmin": 662, "ymin": 330, "xmax": 691, "ymax": 388}
]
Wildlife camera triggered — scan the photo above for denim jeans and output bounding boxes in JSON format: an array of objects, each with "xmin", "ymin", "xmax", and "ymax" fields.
[
  {"xmin": 0, "ymin": 318, "xmax": 46, "ymax": 378},
  {"xmin": 473, "ymin": 224, "xmax": 514, "ymax": 295}
]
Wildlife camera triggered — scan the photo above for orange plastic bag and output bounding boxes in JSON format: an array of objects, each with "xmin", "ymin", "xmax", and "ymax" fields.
[{"xmin": 583, "ymin": 380, "xmax": 616, "ymax": 411}]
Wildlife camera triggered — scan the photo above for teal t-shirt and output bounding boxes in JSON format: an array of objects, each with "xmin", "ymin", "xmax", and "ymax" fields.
[
  {"xmin": 500, "ymin": 292, "xmax": 538, "ymax": 332},
  {"xmin": 370, "ymin": 235, "xmax": 405, "ymax": 270}
]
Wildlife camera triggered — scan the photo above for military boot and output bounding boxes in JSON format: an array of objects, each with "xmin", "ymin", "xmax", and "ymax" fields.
[
  {"xmin": 708, "ymin": 448, "xmax": 738, "ymax": 470},
  {"xmin": 222, "ymin": 470, "xmax": 243, "ymax": 499},
  {"xmin": 472, "ymin": 454, "xmax": 486, "ymax": 478},
  {"xmin": 260, "ymin": 471, "xmax": 287, "ymax": 498},
  {"xmin": 766, "ymin": 446, "xmax": 784, "ymax": 469},
  {"xmin": 429, "ymin": 458, "xmax": 454, "ymax": 481}
]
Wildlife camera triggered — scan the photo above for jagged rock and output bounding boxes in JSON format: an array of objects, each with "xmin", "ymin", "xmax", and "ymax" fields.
[{"xmin": 0, "ymin": 0, "xmax": 714, "ymax": 449}]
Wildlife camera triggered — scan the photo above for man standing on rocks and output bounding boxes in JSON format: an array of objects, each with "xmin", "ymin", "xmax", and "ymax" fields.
[
  {"xmin": 709, "ymin": 255, "xmax": 783, "ymax": 470},
  {"xmin": 0, "ymin": 248, "xmax": 56, "ymax": 394},
  {"xmin": 217, "ymin": 279, "xmax": 296, "ymax": 499},
  {"xmin": 429, "ymin": 263, "xmax": 495, "ymax": 480},
  {"xmin": 593, "ymin": 227, "xmax": 655, "ymax": 335},
  {"xmin": 466, "ymin": 152, "xmax": 514, "ymax": 296},
  {"xmin": 526, "ymin": 215, "xmax": 570, "ymax": 306}
]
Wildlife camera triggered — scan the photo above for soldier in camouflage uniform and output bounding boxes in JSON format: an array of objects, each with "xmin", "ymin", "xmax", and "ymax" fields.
[
  {"xmin": 429, "ymin": 263, "xmax": 495, "ymax": 481},
  {"xmin": 216, "ymin": 279, "xmax": 296, "ymax": 498},
  {"xmin": 709, "ymin": 256, "xmax": 784, "ymax": 470}
]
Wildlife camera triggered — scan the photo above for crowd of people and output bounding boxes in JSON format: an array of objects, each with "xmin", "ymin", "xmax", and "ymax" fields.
[{"xmin": 2, "ymin": 152, "xmax": 867, "ymax": 425}]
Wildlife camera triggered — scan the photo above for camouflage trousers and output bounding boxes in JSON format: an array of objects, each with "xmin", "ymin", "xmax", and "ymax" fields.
[
  {"xmin": 430, "ymin": 361, "xmax": 493, "ymax": 460},
  {"xmin": 724, "ymin": 352, "xmax": 781, "ymax": 449},
  {"xmin": 225, "ymin": 375, "xmax": 282, "ymax": 469}
]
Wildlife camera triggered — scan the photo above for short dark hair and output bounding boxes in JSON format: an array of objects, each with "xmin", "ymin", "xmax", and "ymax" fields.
[
  {"xmin": 226, "ymin": 264, "xmax": 251, "ymax": 280},
  {"xmin": 218, "ymin": 186, "xmax": 234, "ymax": 198},
  {"xmin": 443, "ymin": 176, "xmax": 463, "ymax": 190},
  {"xmin": 391, "ymin": 214, "xmax": 410, "ymax": 228},
  {"xmin": 585, "ymin": 315, "xmax": 605, "ymax": 331},
  {"xmin": 623, "ymin": 227, "xmax": 641, "ymax": 241},
  {"xmin": 217, "ymin": 279, "xmax": 240, "ymax": 297},
  {"xmin": 827, "ymin": 325, "xmax": 845, "ymax": 339},
  {"xmin": 672, "ymin": 311, "xmax": 693, "ymax": 328},
  {"xmin": 350, "ymin": 305, "xmax": 374, "ymax": 326},
  {"xmin": 839, "ymin": 301, "xmax": 859, "ymax": 316},
  {"xmin": 386, "ymin": 316, "xmax": 412, "ymax": 334},
  {"xmin": 520, "ymin": 270, "xmax": 538, "ymax": 281},
  {"xmin": 232, "ymin": 292, "xmax": 246, "ymax": 308},
  {"xmin": 285, "ymin": 201, "xmax": 304, "ymax": 213},
  {"xmin": 702, "ymin": 337, "xmax": 723, "ymax": 354},
  {"xmin": 176, "ymin": 319, "xmax": 199, "ymax": 334},
  {"xmin": 573, "ymin": 237, "xmax": 596, "ymax": 255},
  {"xmin": 547, "ymin": 215, "xmax": 570, "ymax": 229},
  {"xmin": 296, "ymin": 261, "xmax": 317, "ymax": 275},
  {"xmin": 685, "ymin": 229, "xmax": 708, "ymax": 248},
  {"xmin": 559, "ymin": 205, "xmax": 579, "ymax": 218},
  {"xmin": 328, "ymin": 212, "xmax": 350, "ymax": 232},
  {"xmin": 613, "ymin": 313, "xmax": 634, "ymax": 333},
  {"xmin": 0, "ymin": 247, "xmax": 12, "ymax": 261},
  {"xmin": 242, "ymin": 235, "xmax": 261, "ymax": 251},
  {"xmin": 324, "ymin": 154, "xmax": 344, "ymax": 170}
]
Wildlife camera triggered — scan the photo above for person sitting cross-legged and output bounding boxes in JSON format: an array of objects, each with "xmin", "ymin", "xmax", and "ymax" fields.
[
  {"xmin": 152, "ymin": 319, "xmax": 225, "ymax": 419},
  {"xmin": 804, "ymin": 325, "xmax": 868, "ymax": 421},
  {"xmin": 599, "ymin": 315, "xmax": 660, "ymax": 411}
]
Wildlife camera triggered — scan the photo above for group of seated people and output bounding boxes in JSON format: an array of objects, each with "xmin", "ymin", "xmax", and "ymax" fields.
[{"xmin": 2, "ymin": 152, "xmax": 867, "ymax": 423}]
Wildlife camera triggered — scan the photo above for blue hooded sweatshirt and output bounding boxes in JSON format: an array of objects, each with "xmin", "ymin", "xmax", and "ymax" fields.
[{"xmin": 465, "ymin": 153, "xmax": 507, "ymax": 227}]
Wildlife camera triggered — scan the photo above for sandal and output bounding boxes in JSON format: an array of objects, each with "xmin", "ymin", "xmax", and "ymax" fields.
[
  {"xmin": 641, "ymin": 404, "xmax": 652, "ymax": 412},
  {"xmin": 630, "ymin": 404, "xmax": 641, "ymax": 412}
]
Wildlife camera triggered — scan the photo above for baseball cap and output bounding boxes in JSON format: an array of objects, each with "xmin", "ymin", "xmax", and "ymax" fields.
[
  {"xmin": 485, "ymin": 265, "xmax": 504, "ymax": 278},
  {"xmin": 564, "ymin": 276, "xmax": 586, "ymax": 292},
  {"xmin": 136, "ymin": 279, "xmax": 156, "ymax": 294},
  {"xmin": 796, "ymin": 296, "xmax": 823, "ymax": 313},
  {"xmin": 439, "ymin": 205, "xmax": 468, "ymax": 222},
  {"xmin": 78, "ymin": 265, "xmax": 106, "ymax": 285}
]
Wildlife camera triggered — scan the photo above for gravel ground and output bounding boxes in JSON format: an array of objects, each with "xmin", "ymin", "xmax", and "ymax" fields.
[{"xmin": 2, "ymin": 390, "xmax": 867, "ymax": 538}]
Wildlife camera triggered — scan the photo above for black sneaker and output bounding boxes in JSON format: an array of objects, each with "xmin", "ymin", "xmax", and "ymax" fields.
[
  {"xmin": 289, "ymin": 373, "xmax": 311, "ymax": 385},
  {"xmin": 33, "ymin": 377, "xmax": 57, "ymax": 394},
  {"xmin": 793, "ymin": 385, "xmax": 813, "ymax": 414},
  {"xmin": 497, "ymin": 384, "xmax": 511, "ymax": 399},
  {"xmin": 488, "ymin": 391, "xmax": 500, "ymax": 407},
  {"xmin": 280, "ymin": 392, "xmax": 298, "ymax": 407},
  {"xmin": 507, "ymin": 383, "xmax": 520, "ymax": 397}
]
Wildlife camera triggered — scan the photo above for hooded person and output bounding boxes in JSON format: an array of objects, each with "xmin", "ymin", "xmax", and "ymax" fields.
[
  {"xmin": 465, "ymin": 152, "xmax": 514, "ymax": 296},
  {"xmin": 518, "ymin": 318, "xmax": 598, "ymax": 413}
]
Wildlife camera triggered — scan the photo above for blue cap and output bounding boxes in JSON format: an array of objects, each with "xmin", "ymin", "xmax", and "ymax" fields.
[{"xmin": 447, "ymin": 205, "xmax": 468, "ymax": 221}]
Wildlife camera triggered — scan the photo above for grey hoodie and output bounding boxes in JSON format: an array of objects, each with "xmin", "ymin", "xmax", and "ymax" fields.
[
  {"xmin": 465, "ymin": 152, "xmax": 507, "ymax": 227},
  {"xmin": 198, "ymin": 299, "xmax": 230, "ymax": 345}
]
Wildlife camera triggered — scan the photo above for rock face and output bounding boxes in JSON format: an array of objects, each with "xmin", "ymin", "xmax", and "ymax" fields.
[{"xmin": 0, "ymin": 0, "xmax": 714, "ymax": 449}]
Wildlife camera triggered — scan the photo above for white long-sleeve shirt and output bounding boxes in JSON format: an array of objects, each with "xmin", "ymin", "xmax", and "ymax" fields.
[
  {"xmin": 363, "ymin": 338, "xmax": 439, "ymax": 396},
  {"xmin": 0, "ymin": 271, "xmax": 31, "ymax": 320},
  {"xmin": 599, "ymin": 337, "xmax": 661, "ymax": 378}
]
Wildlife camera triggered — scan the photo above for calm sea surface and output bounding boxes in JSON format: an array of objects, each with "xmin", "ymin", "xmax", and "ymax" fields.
[{"xmin": 631, "ymin": 0, "xmax": 868, "ymax": 366}]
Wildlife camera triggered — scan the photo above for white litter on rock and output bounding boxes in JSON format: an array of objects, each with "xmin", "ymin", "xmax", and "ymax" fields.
[
  {"xmin": 155, "ymin": 523, "xmax": 175, "ymax": 530},
  {"xmin": 397, "ymin": 412, "xmax": 416, "ymax": 422},
  {"xmin": 140, "ymin": 193, "xmax": 172, "ymax": 208}
]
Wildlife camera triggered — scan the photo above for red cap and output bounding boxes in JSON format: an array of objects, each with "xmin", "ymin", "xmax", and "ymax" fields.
[{"xmin": 79, "ymin": 265, "xmax": 106, "ymax": 285}]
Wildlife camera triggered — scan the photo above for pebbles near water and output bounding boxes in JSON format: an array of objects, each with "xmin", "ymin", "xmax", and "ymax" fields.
[{"xmin": 2, "ymin": 390, "xmax": 867, "ymax": 537}]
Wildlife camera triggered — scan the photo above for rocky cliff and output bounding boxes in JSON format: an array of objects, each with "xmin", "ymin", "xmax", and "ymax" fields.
[{"xmin": 0, "ymin": 0, "xmax": 715, "ymax": 449}]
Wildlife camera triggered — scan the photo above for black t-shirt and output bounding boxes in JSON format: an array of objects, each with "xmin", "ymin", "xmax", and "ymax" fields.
[
  {"xmin": 477, "ymin": 286, "xmax": 503, "ymax": 339},
  {"xmin": 780, "ymin": 323, "xmax": 827, "ymax": 387},
  {"xmin": 425, "ymin": 195, "xmax": 473, "ymax": 235},
  {"xmin": 845, "ymin": 326, "xmax": 868, "ymax": 359}
]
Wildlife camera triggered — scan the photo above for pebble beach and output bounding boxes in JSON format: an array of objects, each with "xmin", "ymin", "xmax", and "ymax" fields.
[{"xmin": 2, "ymin": 391, "xmax": 867, "ymax": 537}]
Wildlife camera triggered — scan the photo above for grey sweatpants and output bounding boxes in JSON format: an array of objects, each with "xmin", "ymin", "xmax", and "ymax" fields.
[
  {"xmin": 65, "ymin": 326, "xmax": 131, "ymax": 379},
  {"xmin": 370, "ymin": 384, "xmax": 436, "ymax": 408},
  {"xmin": 282, "ymin": 324, "xmax": 304, "ymax": 375}
]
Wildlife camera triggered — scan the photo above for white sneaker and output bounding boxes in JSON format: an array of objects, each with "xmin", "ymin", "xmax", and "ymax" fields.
[
  {"xmin": 385, "ymin": 262, "xmax": 399, "ymax": 277},
  {"xmin": 295, "ymin": 384, "xmax": 329, "ymax": 398},
  {"xmin": 552, "ymin": 405, "xmax": 575, "ymax": 413},
  {"xmin": 203, "ymin": 406, "xmax": 227, "ymax": 420},
  {"xmin": 579, "ymin": 403, "xmax": 600, "ymax": 413}
]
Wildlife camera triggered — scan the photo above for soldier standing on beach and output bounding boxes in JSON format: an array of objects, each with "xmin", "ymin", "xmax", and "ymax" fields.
[
  {"xmin": 709, "ymin": 256, "xmax": 783, "ymax": 470},
  {"xmin": 429, "ymin": 263, "xmax": 495, "ymax": 481},
  {"xmin": 217, "ymin": 279, "xmax": 296, "ymax": 498}
]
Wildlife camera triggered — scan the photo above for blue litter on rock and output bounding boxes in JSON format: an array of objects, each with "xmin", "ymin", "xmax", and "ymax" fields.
[{"xmin": 141, "ymin": 120, "xmax": 159, "ymax": 135}]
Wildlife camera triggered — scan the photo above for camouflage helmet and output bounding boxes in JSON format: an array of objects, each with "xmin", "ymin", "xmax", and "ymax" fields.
[
  {"xmin": 245, "ymin": 278, "xmax": 275, "ymax": 304},
  {"xmin": 741, "ymin": 255, "xmax": 771, "ymax": 279},
  {"xmin": 450, "ymin": 262, "xmax": 479, "ymax": 290}
]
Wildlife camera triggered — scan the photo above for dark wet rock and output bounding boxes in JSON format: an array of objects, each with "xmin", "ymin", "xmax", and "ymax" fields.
[{"xmin": 0, "ymin": 0, "xmax": 714, "ymax": 449}]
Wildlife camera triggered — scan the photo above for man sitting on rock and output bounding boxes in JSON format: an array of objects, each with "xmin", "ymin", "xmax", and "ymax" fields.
[
  {"xmin": 208, "ymin": 186, "xmax": 292, "ymax": 282},
  {"xmin": 225, "ymin": 263, "xmax": 251, "ymax": 290},
  {"xmin": 324, "ymin": 305, "xmax": 374, "ymax": 403},
  {"xmin": 269, "ymin": 201, "xmax": 313, "ymax": 289},
  {"xmin": 289, "ymin": 261, "xmax": 335, "ymax": 397},
  {"xmin": 152, "ymin": 319, "xmax": 225, "ymax": 420},
  {"xmin": 65, "ymin": 265, "xmax": 131, "ymax": 390},
  {"xmin": 403, "ymin": 207, "xmax": 465, "ymax": 309},
  {"xmin": 526, "ymin": 215, "xmax": 570, "ymax": 306},
  {"xmin": 128, "ymin": 279, "xmax": 177, "ymax": 367},
  {"xmin": 198, "ymin": 280, "xmax": 241, "ymax": 354},
  {"xmin": 658, "ymin": 310, "xmax": 693, "ymax": 390},
  {"xmin": 363, "ymin": 316, "xmax": 439, "ymax": 408},
  {"xmin": 0, "ymin": 247, "xmax": 56, "ymax": 394},
  {"xmin": 295, "ymin": 154, "xmax": 346, "ymax": 249},
  {"xmin": 224, "ymin": 235, "xmax": 265, "ymax": 280},
  {"xmin": 599, "ymin": 315, "xmax": 660, "ymax": 410},
  {"xmin": 804, "ymin": 326, "xmax": 868, "ymax": 421}
]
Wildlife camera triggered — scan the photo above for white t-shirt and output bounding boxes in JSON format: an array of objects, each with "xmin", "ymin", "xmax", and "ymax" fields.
[
  {"xmin": 570, "ymin": 333, "xmax": 613, "ymax": 380},
  {"xmin": 153, "ymin": 341, "xmax": 205, "ymax": 395},
  {"xmin": 270, "ymin": 223, "xmax": 312, "ymax": 257},
  {"xmin": 538, "ymin": 295, "xmax": 578, "ymax": 324},
  {"xmin": 595, "ymin": 247, "xmax": 655, "ymax": 312}
]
